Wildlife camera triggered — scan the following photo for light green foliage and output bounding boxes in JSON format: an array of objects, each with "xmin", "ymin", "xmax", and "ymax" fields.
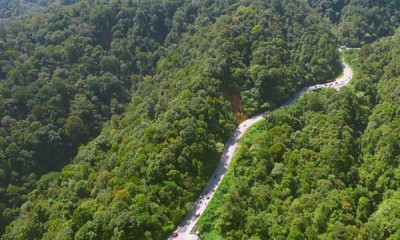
[
  {"xmin": 0, "ymin": 0, "xmax": 399, "ymax": 239},
  {"xmin": 197, "ymin": 34, "xmax": 400, "ymax": 239},
  {"xmin": 308, "ymin": 0, "xmax": 400, "ymax": 46}
]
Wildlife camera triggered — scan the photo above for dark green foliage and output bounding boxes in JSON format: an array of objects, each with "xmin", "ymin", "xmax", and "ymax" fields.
[
  {"xmin": 308, "ymin": 0, "xmax": 400, "ymax": 46},
  {"xmin": 0, "ymin": 0, "xmax": 344, "ymax": 238},
  {"xmin": 0, "ymin": 0, "xmax": 197, "ymax": 235},
  {"xmin": 0, "ymin": 0, "xmax": 56, "ymax": 19},
  {"xmin": 197, "ymin": 34, "xmax": 400, "ymax": 239},
  {"xmin": 0, "ymin": 0, "xmax": 399, "ymax": 239}
]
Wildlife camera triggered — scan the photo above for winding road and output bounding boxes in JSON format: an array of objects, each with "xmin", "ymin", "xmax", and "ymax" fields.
[{"xmin": 169, "ymin": 49, "xmax": 353, "ymax": 240}]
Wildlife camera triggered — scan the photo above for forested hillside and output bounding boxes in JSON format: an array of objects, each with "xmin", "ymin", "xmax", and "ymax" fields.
[
  {"xmin": 0, "ymin": 0, "xmax": 56, "ymax": 19},
  {"xmin": 197, "ymin": 34, "xmax": 400, "ymax": 239},
  {"xmin": 309, "ymin": 0, "xmax": 400, "ymax": 46},
  {"xmin": 0, "ymin": 0, "xmax": 343, "ymax": 238},
  {"xmin": 0, "ymin": 0, "xmax": 201, "ymax": 234},
  {"xmin": 0, "ymin": 0, "xmax": 399, "ymax": 239}
]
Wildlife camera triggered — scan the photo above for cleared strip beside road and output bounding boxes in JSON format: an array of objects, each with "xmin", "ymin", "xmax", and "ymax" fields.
[{"xmin": 169, "ymin": 49, "xmax": 354, "ymax": 240}]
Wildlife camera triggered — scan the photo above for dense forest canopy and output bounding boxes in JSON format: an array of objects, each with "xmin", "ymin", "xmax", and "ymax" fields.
[
  {"xmin": 0, "ymin": 0, "xmax": 59, "ymax": 19},
  {"xmin": 197, "ymin": 33, "xmax": 400, "ymax": 239},
  {"xmin": 0, "ymin": 0, "xmax": 399, "ymax": 239},
  {"xmin": 0, "ymin": 0, "xmax": 198, "ymax": 235},
  {"xmin": 308, "ymin": 0, "xmax": 400, "ymax": 46}
]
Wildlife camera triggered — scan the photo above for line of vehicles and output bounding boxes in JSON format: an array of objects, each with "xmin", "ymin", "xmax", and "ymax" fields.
[{"xmin": 170, "ymin": 47, "xmax": 352, "ymax": 239}]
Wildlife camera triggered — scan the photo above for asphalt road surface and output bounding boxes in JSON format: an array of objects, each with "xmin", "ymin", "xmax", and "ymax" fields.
[{"xmin": 169, "ymin": 49, "xmax": 353, "ymax": 240}]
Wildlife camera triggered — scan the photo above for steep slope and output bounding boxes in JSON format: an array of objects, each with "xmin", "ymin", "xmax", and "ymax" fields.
[
  {"xmin": 3, "ymin": 0, "xmax": 400, "ymax": 239},
  {"xmin": 0, "ymin": 0, "xmax": 198, "ymax": 234},
  {"xmin": 172, "ymin": 51, "xmax": 353, "ymax": 240},
  {"xmin": 196, "ymin": 34, "xmax": 400, "ymax": 239},
  {"xmin": 308, "ymin": 0, "xmax": 400, "ymax": 46},
  {"xmin": 1, "ymin": 1, "xmax": 342, "ymax": 239}
]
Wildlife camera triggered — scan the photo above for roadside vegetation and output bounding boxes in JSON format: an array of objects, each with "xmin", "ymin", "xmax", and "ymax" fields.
[
  {"xmin": 0, "ymin": 1, "xmax": 342, "ymax": 238},
  {"xmin": 0, "ymin": 0, "xmax": 399, "ymax": 239},
  {"xmin": 196, "ymin": 34, "xmax": 400, "ymax": 239}
]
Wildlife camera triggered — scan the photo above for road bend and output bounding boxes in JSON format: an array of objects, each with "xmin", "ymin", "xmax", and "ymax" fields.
[{"xmin": 169, "ymin": 49, "xmax": 353, "ymax": 240}]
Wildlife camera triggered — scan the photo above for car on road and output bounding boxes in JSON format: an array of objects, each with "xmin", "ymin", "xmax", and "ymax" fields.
[{"xmin": 170, "ymin": 56, "xmax": 352, "ymax": 237}]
